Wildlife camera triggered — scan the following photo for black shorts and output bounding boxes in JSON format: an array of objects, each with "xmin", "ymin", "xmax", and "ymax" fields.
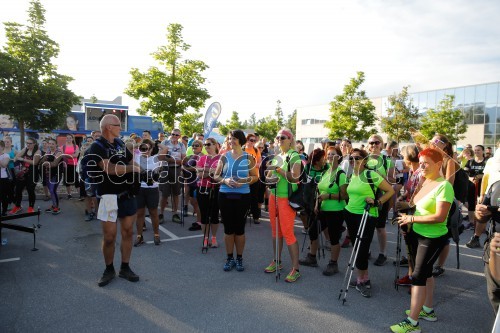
[
  {"xmin": 159, "ymin": 167, "xmax": 181, "ymax": 197},
  {"xmin": 375, "ymin": 200, "xmax": 390, "ymax": 228},
  {"xmin": 118, "ymin": 196, "xmax": 138, "ymax": 218},
  {"xmin": 136, "ymin": 187, "xmax": 159, "ymax": 209},
  {"xmin": 64, "ymin": 164, "xmax": 77, "ymax": 185}
]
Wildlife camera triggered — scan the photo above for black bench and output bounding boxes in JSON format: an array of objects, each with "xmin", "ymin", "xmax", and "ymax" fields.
[{"xmin": 0, "ymin": 209, "xmax": 42, "ymax": 251}]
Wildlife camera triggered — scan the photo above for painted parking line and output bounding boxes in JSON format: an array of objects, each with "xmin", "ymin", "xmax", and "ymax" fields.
[
  {"xmin": 145, "ymin": 234, "xmax": 204, "ymax": 245},
  {"xmin": 144, "ymin": 217, "xmax": 179, "ymax": 240},
  {"xmin": 0, "ymin": 257, "xmax": 21, "ymax": 263}
]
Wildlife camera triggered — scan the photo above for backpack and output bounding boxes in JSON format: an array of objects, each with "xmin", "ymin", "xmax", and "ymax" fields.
[
  {"xmin": 328, "ymin": 168, "xmax": 346, "ymax": 202},
  {"xmin": 447, "ymin": 198, "xmax": 464, "ymax": 269},
  {"xmin": 286, "ymin": 151, "xmax": 306, "ymax": 211},
  {"xmin": 366, "ymin": 170, "xmax": 383, "ymax": 210},
  {"xmin": 452, "ymin": 167, "xmax": 469, "ymax": 203}
]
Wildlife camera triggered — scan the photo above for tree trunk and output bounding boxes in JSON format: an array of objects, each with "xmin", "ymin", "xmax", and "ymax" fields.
[{"xmin": 19, "ymin": 119, "xmax": 25, "ymax": 148}]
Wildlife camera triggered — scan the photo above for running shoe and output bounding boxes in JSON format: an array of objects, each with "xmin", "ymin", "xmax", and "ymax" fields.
[
  {"xmin": 374, "ymin": 254, "xmax": 387, "ymax": 266},
  {"xmin": 264, "ymin": 260, "xmax": 283, "ymax": 273},
  {"xmin": 52, "ymin": 207, "xmax": 61, "ymax": 215},
  {"xmin": 285, "ymin": 268, "xmax": 301, "ymax": 283},
  {"xmin": 223, "ymin": 257, "xmax": 236, "ymax": 271},
  {"xmin": 203, "ymin": 238, "xmax": 209, "ymax": 248},
  {"xmin": 172, "ymin": 214, "xmax": 181, "ymax": 223},
  {"xmin": 97, "ymin": 268, "xmax": 116, "ymax": 287},
  {"xmin": 355, "ymin": 281, "xmax": 371, "ymax": 297},
  {"xmin": 210, "ymin": 238, "xmax": 218, "ymax": 248},
  {"xmin": 154, "ymin": 235, "xmax": 161, "ymax": 246},
  {"xmin": 322, "ymin": 261, "xmax": 339, "ymax": 276},
  {"xmin": 432, "ymin": 266, "xmax": 445, "ymax": 277},
  {"xmin": 299, "ymin": 253, "xmax": 318, "ymax": 267},
  {"xmin": 466, "ymin": 236, "xmax": 481, "ymax": 248},
  {"xmin": 235, "ymin": 257, "xmax": 245, "ymax": 271},
  {"xmin": 134, "ymin": 235, "xmax": 144, "ymax": 247},
  {"xmin": 396, "ymin": 275, "xmax": 412, "ymax": 286},
  {"xmin": 390, "ymin": 319, "xmax": 421, "ymax": 333},
  {"xmin": 45, "ymin": 206, "xmax": 55, "ymax": 213},
  {"xmin": 405, "ymin": 309, "xmax": 437, "ymax": 322},
  {"xmin": 393, "ymin": 256, "xmax": 409, "ymax": 267},
  {"xmin": 9, "ymin": 206, "xmax": 22, "ymax": 215},
  {"xmin": 27, "ymin": 207, "xmax": 35, "ymax": 214},
  {"xmin": 159, "ymin": 214, "xmax": 164, "ymax": 224},
  {"xmin": 118, "ymin": 267, "xmax": 139, "ymax": 282}
]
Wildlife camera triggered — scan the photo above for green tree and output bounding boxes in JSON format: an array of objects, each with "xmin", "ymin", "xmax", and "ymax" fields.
[
  {"xmin": 247, "ymin": 113, "xmax": 257, "ymax": 129},
  {"xmin": 218, "ymin": 111, "xmax": 244, "ymax": 135},
  {"xmin": 419, "ymin": 95, "xmax": 466, "ymax": 144},
  {"xmin": 275, "ymin": 100, "xmax": 284, "ymax": 128},
  {"xmin": 0, "ymin": 0, "xmax": 80, "ymax": 145},
  {"xmin": 285, "ymin": 109, "xmax": 297, "ymax": 135},
  {"xmin": 178, "ymin": 111, "xmax": 203, "ymax": 137},
  {"xmin": 255, "ymin": 116, "xmax": 279, "ymax": 141},
  {"xmin": 125, "ymin": 23, "xmax": 210, "ymax": 129},
  {"xmin": 380, "ymin": 86, "xmax": 420, "ymax": 143},
  {"xmin": 324, "ymin": 71, "xmax": 377, "ymax": 141}
]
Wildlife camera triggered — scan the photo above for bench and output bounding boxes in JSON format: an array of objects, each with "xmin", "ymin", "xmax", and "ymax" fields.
[{"xmin": 0, "ymin": 209, "xmax": 42, "ymax": 251}]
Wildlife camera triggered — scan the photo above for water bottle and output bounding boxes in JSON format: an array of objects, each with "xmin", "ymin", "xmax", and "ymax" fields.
[{"xmin": 1, "ymin": 238, "xmax": 7, "ymax": 246}]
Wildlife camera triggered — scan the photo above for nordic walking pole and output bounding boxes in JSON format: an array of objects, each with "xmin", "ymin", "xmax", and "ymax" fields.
[
  {"xmin": 393, "ymin": 218, "xmax": 402, "ymax": 290},
  {"xmin": 275, "ymin": 191, "xmax": 281, "ymax": 282},
  {"xmin": 202, "ymin": 186, "xmax": 212, "ymax": 253},
  {"xmin": 339, "ymin": 203, "xmax": 371, "ymax": 305}
]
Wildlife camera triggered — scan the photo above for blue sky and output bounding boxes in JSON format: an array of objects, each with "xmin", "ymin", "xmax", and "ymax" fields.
[{"xmin": 1, "ymin": 0, "xmax": 499, "ymax": 122}]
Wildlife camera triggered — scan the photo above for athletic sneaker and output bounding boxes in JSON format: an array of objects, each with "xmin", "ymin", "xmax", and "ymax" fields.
[
  {"xmin": 89, "ymin": 212, "xmax": 95, "ymax": 220},
  {"xmin": 393, "ymin": 256, "xmax": 409, "ymax": 267},
  {"xmin": 210, "ymin": 238, "xmax": 218, "ymax": 248},
  {"xmin": 285, "ymin": 268, "xmax": 301, "ymax": 283},
  {"xmin": 45, "ymin": 206, "xmax": 54, "ymax": 213},
  {"xmin": 154, "ymin": 235, "xmax": 161, "ymax": 246},
  {"xmin": 355, "ymin": 281, "xmax": 371, "ymax": 297},
  {"xmin": 323, "ymin": 261, "xmax": 339, "ymax": 276},
  {"xmin": 299, "ymin": 253, "xmax": 318, "ymax": 267},
  {"xmin": 349, "ymin": 279, "xmax": 371, "ymax": 289},
  {"xmin": 27, "ymin": 207, "xmax": 35, "ymax": 213},
  {"xmin": 119, "ymin": 267, "xmax": 139, "ymax": 282},
  {"xmin": 264, "ymin": 260, "xmax": 283, "ymax": 273},
  {"xmin": 390, "ymin": 319, "xmax": 421, "ymax": 333},
  {"xmin": 466, "ymin": 236, "xmax": 481, "ymax": 248},
  {"xmin": 172, "ymin": 214, "xmax": 181, "ymax": 223},
  {"xmin": 203, "ymin": 238, "xmax": 209, "ymax": 248},
  {"xmin": 405, "ymin": 309, "xmax": 437, "ymax": 322},
  {"xmin": 223, "ymin": 257, "xmax": 236, "ymax": 271},
  {"xmin": 9, "ymin": 206, "xmax": 22, "ymax": 215},
  {"xmin": 188, "ymin": 223, "xmax": 201, "ymax": 231},
  {"xmin": 67, "ymin": 194, "xmax": 73, "ymax": 200},
  {"xmin": 432, "ymin": 266, "xmax": 445, "ymax": 277},
  {"xmin": 52, "ymin": 207, "xmax": 61, "ymax": 215},
  {"xmin": 396, "ymin": 275, "xmax": 412, "ymax": 286},
  {"xmin": 374, "ymin": 254, "xmax": 387, "ymax": 266},
  {"xmin": 97, "ymin": 269, "xmax": 116, "ymax": 287},
  {"xmin": 84, "ymin": 212, "xmax": 92, "ymax": 221},
  {"xmin": 134, "ymin": 235, "xmax": 144, "ymax": 247},
  {"xmin": 235, "ymin": 257, "xmax": 245, "ymax": 271},
  {"xmin": 159, "ymin": 214, "xmax": 164, "ymax": 224}
]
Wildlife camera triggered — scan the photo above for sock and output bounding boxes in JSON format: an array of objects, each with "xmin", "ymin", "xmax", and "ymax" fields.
[
  {"xmin": 406, "ymin": 317, "xmax": 418, "ymax": 326},
  {"xmin": 227, "ymin": 254, "xmax": 233, "ymax": 259},
  {"xmin": 422, "ymin": 305, "xmax": 433, "ymax": 313},
  {"xmin": 120, "ymin": 262, "xmax": 129, "ymax": 270},
  {"xmin": 236, "ymin": 254, "xmax": 242, "ymax": 260},
  {"xmin": 330, "ymin": 260, "xmax": 337, "ymax": 264},
  {"xmin": 106, "ymin": 263, "xmax": 114, "ymax": 271},
  {"xmin": 310, "ymin": 253, "xmax": 316, "ymax": 258}
]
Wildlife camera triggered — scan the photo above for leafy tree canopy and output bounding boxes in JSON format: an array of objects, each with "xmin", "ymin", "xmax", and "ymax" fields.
[{"xmin": 380, "ymin": 86, "xmax": 420, "ymax": 143}]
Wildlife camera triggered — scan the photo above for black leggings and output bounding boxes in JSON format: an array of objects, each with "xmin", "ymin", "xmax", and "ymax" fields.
[
  {"xmin": 0, "ymin": 178, "xmax": 11, "ymax": 214},
  {"xmin": 218, "ymin": 192, "xmax": 250, "ymax": 236},
  {"xmin": 249, "ymin": 182, "xmax": 261, "ymax": 220},
  {"xmin": 309, "ymin": 210, "xmax": 345, "ymax": 245},
  {"xmin": 197, "ymin": 187, "xmax": 220, "ymax": 225},
  {"xmin": 344, "ymin": 209, "xmax": 376, "ymax": 271},
  {"xmin": 14, "ymin": 178, "xmax": 36, "ymax": 208},
  {"xmin": 408, "ymin": 230, "xmax": 448, "ymax": 286}
]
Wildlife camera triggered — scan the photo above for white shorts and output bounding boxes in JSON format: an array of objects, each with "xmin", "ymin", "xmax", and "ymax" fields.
[{"xmin": 97, "ymin": 194, "xmax": 118, "ymax": 222}]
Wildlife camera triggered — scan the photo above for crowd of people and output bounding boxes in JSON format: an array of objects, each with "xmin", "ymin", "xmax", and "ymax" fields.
[{"xmin": 2, "ymin": 115, "xmax": 500, "ymax": 332}]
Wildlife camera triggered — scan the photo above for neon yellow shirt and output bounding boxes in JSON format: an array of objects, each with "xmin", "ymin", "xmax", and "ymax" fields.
[
  {"xmin": 270, "ymin": 149, "xmax": 300, "ymax": 198},
  {"xmin": 413, "ymin": 177, "xmax": 454, "ymax": 238},
  {"xmin": 317, "ymin": 167, "xmax": 347, "ymax": 211},
  {"xmin": 346, "ymin": 170, "xmax": 383, "ymax": 217}
]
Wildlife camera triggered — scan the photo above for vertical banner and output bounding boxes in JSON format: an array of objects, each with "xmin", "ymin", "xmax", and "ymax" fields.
[{"xmin": 203, "ymin": 102, "xmax": 221, "ymax": 138}]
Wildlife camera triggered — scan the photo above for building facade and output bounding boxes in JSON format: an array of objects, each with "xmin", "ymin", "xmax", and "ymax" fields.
[{"xmin": 296, "ymin": 81, "xmax": 500, "ymax": 149}]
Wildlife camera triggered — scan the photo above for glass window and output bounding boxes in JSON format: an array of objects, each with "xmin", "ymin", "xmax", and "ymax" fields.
[
  {"xmin": 486, "ymin": 106, "xmax": 497, "ymax": 123},
  {"xmin": 465, "ymin": 86, "xmax": 475, "ymax": 104},
  {"xmin": 418, "ymin": 92, "xmax": 427, "ymax": 113},
  {"xmin": 474, "ymin": 114, "xmax": 485, "ymax": 124},
  {"xmin": 435, "ymin": 90, "xmax": 445, "ymax": 107},
  {"xmin": 486, "ymin": 83, "xmax": 499, "ymax": 105},
  {"xmin": 464, "ymin": 105, "xmax": 473, "ymax": 124},
  {"xmin": 495, "ymin": 124, "xmax": 500, "ymax": 135},
  {"xmin": 476, "ymin": 84, "xmax": 487, "ymax": 103},
  {"xmin": 484, "ymin": 135, "xmax": 494, "ymax": 145},
  {"xmin": 410, "ymin": 93, "xmax": 418, "ymax": 105},
  {"xmin": 454, "ymin": 87, "xmax": 465, "ymax": 106},
  {"xmin": 485, "ymin": 123, "xmax": 495, "ymax": 135}
]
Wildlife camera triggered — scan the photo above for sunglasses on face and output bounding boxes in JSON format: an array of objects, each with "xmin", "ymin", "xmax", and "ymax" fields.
[
  {"xmin": 192, "ymin": 144, "xmax": 201, "ymax": 148},
  {"xmin": 248, "ymin": 139, "xmax": 256, "ymax": 142},
  {"xmin": 171, "ymin": 133, "xmax": 180, "ymax": 136},
  {"xmin": 351, "ymin": 155, "xmax": 363, "ymax": 161},
  {"xmin": 432, "ymin": 138, "xmax": 445, "ymax": 146},
  {"xmin": 139, "ymin": 146, "xmax": 150, "ymax": 152},
  {"xmin": 204, "ymin": 143, "xmax": 213, "ymax": 147},
  {"xmin": 258, "ymin": 146, "xmax": 264, "ymax": 149},
  {"xmin": 368, "ymin": 141, "xmax": 381, "ymax": 145},
  {"xmin": 276, "ymin": 135, "xmax": 288, "ymax": 141}
]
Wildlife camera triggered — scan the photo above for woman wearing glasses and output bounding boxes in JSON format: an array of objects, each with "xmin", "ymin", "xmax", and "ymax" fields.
[
  {"xmin": 303, "ymin": 146, "xmax": 348, "ymax": 276},
  {"xmin": 244, "ymin": 133, "xmax": 262, "ymax": 224},
  {"xmin": 391, "ymin": 148, "xmax": 453, "ymax": 332},
  {"xmin": 196, "ymin": 138, "xmax": 221, "ymax": 247},
  {"xmin": 214, "ymin": 130, "xmax": 258, "ymax": 272},
  {"xmin": 264, "ymin": 128, "xmax": 302, "ymax": 282},
  {"xmin": 39, "ymin": 138, "xmax": 64, "ymax": 215},
  {"xmin": 345, "ymin": 148, "xmax": 394, "ymax": 297},
  {"xmin": 134, "ymin": 139, "xmax": 167, "ymax": 246},
  {"xmin": 367, "ymin": 134, "xmax": 396, "ymax": 266},
  {"xmin": 184, "ymin": 140, "xmax": 203, "ymax": 231},
  {"xmin": 9, "ymin": 138, "xmax": 41, "ymax": 214}
]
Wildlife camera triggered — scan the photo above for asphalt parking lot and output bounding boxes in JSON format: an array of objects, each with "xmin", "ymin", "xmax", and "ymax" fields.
[{"xmin": 0, "ymin": 197, "xmax": 495, "ymax": 332}]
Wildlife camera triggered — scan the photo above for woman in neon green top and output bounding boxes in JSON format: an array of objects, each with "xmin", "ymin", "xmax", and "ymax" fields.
[
  {"xmin": 392, "ymin": 148, "xmax": 453, "ymax": 333},
  {"xmin": 265, "ymin": 128, "xmax": 302, "ymax": 283},
  {"xmin": 299, "ymin": 147, "xmax": 348, "ymax": 276},
  {"xmin": 344, "ymin": 148, "xmax": 394, "ymax": 298}
]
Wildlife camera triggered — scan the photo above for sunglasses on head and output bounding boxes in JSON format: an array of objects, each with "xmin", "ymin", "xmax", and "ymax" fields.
[
  {"xmin": 276, "ymin": 135, "xmax": 288, "ymax": 141},
  {"xmin": 368, "ymin": 141, "xmax": 381, "ymax": 145},
  {"xmin": 432, "ymin": 138, "xmax": 445, "ymax": 145}
]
